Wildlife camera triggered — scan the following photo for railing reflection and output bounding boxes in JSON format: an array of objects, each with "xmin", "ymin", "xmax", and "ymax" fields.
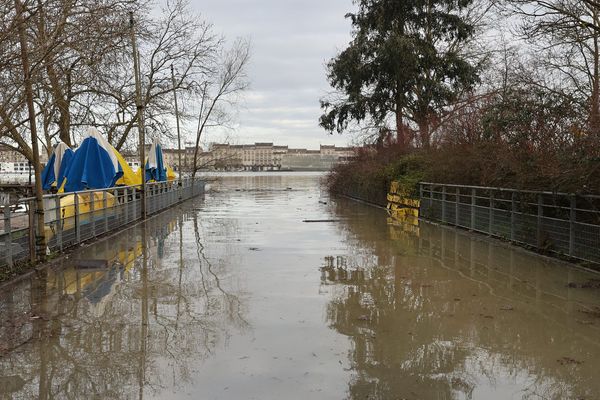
[
  {"xmin": 0, "ymin": 201, "xmax": 247, "ymax": 399},
  {"xmin": 322, "ymin": 197, "xmax": 600, "ymax": 400}
]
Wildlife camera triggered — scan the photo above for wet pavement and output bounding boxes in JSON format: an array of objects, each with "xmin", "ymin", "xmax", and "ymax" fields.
[{"xmin": 0, "ymin": 172, "xmax": 599, "ymax": 400}]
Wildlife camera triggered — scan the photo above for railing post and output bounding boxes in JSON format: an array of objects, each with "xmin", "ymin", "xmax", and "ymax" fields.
[
  {"xmin": 4, "ymin": 206, "xmax": 12, "ymax": 267},
  {"xmin": 537, "ymin": 194, "xmax": 543, "ymax": 247},
  {"xmin": 113, "ymin": 189, "xmax": 118, "ymax": 229},
  {"xmin": 124, "ymin": 187, "xmax": 129, "ymax": 224},
  {"xmin": 442, "ymin": 186, "xmax": 447, "ymax": 223},
  {"xmin": 158, "ymin": 183, "xmax": 162, "ymax": 211},
  {"xmin": 510, "ymin": 192, "xmax": 516, "ymax": 242},
  {"xmin": 569, "ymin": 195, "xmax": 576, "ymax": 256},
  {"xmin": 149, "ymin": 184, "xmax": 152, "ymax": 214},
  {"xmin": 55, "ymin": 195, "xmax": 63, "ymax": 251},
  {"xmin": 148, "ymin": 184, "xmax": 152, "ymax": 214},
  {"xmin": 418, "ymin": 183, "xmax": 424, "ymax": 217},
  {"xmin": 470, "ymin": 188, "xmax": 476, "ymax": 230},
  {"xmin": 488, "ymin": 190, "xmax": 494, "ymax": 235},
  {"xmin": 178, "ymin": 178, "xmax": 182, "ymax": 201},
  {"xmin": 28, "ymin": 199, "xmax": 35, "ymax": 263},
  {"xmin": 90, "ymin": 191, "xmax": 96, "ymax": 237},
  {"xmin": 132, "ymin": 187, "xmax": 137, "ymax": 221},
  {"xmin": 75, "ymin": 194, "xmax": 81, "ymax": 244},
  {"xmin": 103, "ymin": 190, "xmax": 108, "ymax": 234},
  {"xmin": 455, "ymin": 187, "xmax": 460, "ymax": 226},
  {"xmin": 428, "ymin": 184, "xmax": 433, "ymax": 210}
]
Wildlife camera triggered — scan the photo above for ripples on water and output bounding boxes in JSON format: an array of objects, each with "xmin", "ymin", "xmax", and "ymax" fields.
[{"xmin": 0, "ymin": 172, "xmax": 598, "ymax": 400}]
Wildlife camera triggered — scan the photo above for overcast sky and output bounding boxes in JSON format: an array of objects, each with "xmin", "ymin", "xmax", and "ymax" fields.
[{"xmin": 191, "ymin": 0, "xmax": 355, "ymax": 150}]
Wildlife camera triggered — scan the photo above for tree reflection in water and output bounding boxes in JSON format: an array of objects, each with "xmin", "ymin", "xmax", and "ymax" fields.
[
  {"xmin": 0, "ymin": 204, "xmax": 248, "ymax": 399},
  {"xmin": 322, "ymin": 197, "xmax": 600, "ymax": 400}
]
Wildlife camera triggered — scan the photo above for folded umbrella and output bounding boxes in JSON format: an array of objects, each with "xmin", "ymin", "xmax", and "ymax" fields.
[{"xmin": 41, "ymin": 141, "xmax": 74, "ymax": 191}]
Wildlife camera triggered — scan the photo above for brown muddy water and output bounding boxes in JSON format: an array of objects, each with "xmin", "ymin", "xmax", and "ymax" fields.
[{"xmin": 0, "ymin": 172, "xmax": 599, "ymax": 400}]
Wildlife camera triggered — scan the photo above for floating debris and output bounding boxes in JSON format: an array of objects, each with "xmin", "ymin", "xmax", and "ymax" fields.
[
  {"xmin": 567, "ymin": 279, "xmax": 600, "ymax": 289},
  {"xmin": 557, "ymin": 357, "xmax": 583, "ymax": 366},
  {"xmin": 578, "ymin": 307, "xmax": 600, "ymax": 318}
]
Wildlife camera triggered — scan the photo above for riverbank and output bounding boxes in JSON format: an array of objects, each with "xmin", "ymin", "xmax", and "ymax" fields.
[{"xmin": 327, "ymin": 143, "xmax": 600, "ymax": 266}]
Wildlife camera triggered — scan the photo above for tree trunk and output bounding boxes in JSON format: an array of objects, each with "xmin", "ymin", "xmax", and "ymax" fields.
[
  {"xmin": 15, "ymin": 0, "xmax": 46, "ymax": 260},
  {"xmin": 418, "ymin": 117, "xmax": 430, "ymax": 148},
  {"xmin": 590, "ymin": 34, "xmax": 600, "ymax": 136},
  {"xmin": 46, "ymin": 65, "xmax": 72, "ymax": 147},
  {"xmin": 394, "ymin": 81, "xmax": 409, "ymax": 148}
]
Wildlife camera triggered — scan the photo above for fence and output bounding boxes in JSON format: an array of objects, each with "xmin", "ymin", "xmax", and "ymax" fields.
[
  {"xmin": 0, "ymin": 177, "xmax": 205, "ymax": 268},
  {"xmin": 419, "ymin": 182, "xmax": 600, "ymax": 264}
]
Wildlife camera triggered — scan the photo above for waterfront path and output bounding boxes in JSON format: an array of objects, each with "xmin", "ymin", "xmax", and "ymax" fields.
[{"xmin": 0, "ymin": 172, "xmax": 599, "ymax": 399}]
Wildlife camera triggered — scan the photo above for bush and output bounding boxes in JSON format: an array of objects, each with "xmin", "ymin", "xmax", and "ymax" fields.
[{"xmin": 328, "ymin": 87, "xmax": 599, "ymax": 202}]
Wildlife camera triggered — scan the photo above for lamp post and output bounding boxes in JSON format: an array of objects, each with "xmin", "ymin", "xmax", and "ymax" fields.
[
  {"xmin": 170, "ymin": 64, "xmax": 183, "ymax": 197},
  {"xmin": 129, "ymin": 12, "xmax": 146, "ymax": 219}
]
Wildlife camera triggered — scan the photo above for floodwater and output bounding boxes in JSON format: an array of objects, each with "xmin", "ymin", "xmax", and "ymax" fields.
[{"xmin": 0, "ymin": 172, "xmax": 599, "ymax": 400}]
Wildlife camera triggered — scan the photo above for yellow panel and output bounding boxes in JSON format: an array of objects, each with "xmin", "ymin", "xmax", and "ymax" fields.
[
  {"xmin": 113, "ymin": 147, "xmax": 141, "ymax": 186},
  {"xmin": 167, "ymin": 166, "xmax": 176, "ymax": 181}
]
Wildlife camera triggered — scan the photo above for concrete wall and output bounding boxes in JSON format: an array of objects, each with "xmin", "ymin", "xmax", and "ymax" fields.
[{"xmin": 280, "ymin": 154, "xmax": 341, "ymax": 171}]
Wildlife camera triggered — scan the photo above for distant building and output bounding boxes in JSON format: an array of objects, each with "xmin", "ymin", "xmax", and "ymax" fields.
[
  {"xmin": 115, "ymin": 142, "xmax": 354, "ymax": 173},
  {"xmin": 0, "ymin": 145, "xmax": 49, "ymax": 177},
  {"xmin": 185, "ymin": 143, "xmax": 354, "ymax": 171}
]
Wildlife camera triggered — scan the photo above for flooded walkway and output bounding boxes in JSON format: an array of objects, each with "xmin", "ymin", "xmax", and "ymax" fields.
[{"xmin": 0, "ymin": 173, "xmax": 599, "ymax": 400}]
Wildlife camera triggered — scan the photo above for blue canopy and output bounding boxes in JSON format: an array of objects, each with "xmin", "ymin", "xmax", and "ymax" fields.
[
  {"xmin": 144, "ymin": 139, "xmax": 167, "ymax": 182},
  {"xmin": 41, "ymin": 142, "xmax": 74, "ymax": 190},
  {"xmin": 63, "ymin": 129, "xmax": 123, "ymax": 192}
]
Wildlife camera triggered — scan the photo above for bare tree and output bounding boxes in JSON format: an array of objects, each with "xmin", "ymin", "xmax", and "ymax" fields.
[
  {"xmin": 505, "ymin": 0, "xmax": 600, "ymax": 134},
  {"xmin": 14, "ymin": 0, "xmax": 46, "ymax": 258},
  {"xmin": 191, "ymin": 38, "xmax": 250, "ymax": 177},
  {"xmin": 96, "ymin": 0, "xmax": 220, "ymax": 151}
]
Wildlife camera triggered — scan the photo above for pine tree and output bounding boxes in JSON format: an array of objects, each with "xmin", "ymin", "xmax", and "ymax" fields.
[{"xmin": 320, "ymin": 0, "xmax": 480, "ymax": 147}]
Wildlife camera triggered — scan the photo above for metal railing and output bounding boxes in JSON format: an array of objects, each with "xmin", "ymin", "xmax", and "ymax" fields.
[
  {"xmin": 0, "ymin": 177, "xmax": 205, "ymax": 268},
  {"xmin": 419, "ymin": 182, "xmax": 600, "ymax": 264}
]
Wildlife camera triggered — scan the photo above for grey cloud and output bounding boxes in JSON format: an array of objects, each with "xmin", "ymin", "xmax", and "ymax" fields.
[{"xmin": 191, "ymin": 0, "xmax": 355, "ymax": 148}]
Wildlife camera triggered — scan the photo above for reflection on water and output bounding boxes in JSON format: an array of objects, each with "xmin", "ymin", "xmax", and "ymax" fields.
[
  {"xmin": 0, "ymin": 201, "xmax": 247, "ymax": 399},
  {"xmin": 324, "ymin": 197, "xmax": 600, "ymax": 400},
  {"xmin": 0, "ymin": 172, "xmax": 598, "ymax": 400}
]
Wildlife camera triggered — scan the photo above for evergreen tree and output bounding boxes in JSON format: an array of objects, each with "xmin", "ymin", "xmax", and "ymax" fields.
[{"xmin": 320, "ymin": 0, "xmax": 480, "ymax": 147}]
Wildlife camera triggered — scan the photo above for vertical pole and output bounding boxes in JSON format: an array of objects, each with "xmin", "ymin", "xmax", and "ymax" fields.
[
  {"xmin": 4, "ymin": 206, "xmax": 13, "ymax": 267},
  {"xmin": 75, "ymin": 195, "xmax": 81, "ymax": 244},
  {"xmin": 28, "ymin": 200, "xmax": 35, "ymax": 263},
  {"xmin": 124, "ymin": 187, "xmax": 130, "ymax": 224},
  {"xmin": 148, "ymin": 184, "xmax": 152, "ymax": 214},
  {"xmin": 130, "ymin": 12, "xmax": 146, "ymax": 220},
  {"xmin": 15, "ymin": 0, "xmax": 45, "ymax": 261},
  {"xmin": 418, "ymin": 183, "xmax": 423, "ymax": 219},
  {"xmin": 442, "ymin": 186, "xmax": 447, "ymax": 223},
  {"xmin": 428, "ymin": 184, "xmax": 433, "ymax": 211},
  {"xmin": 104, "ymin": 191, "xmax": 108, "ymax": 233},
  {"xmin": 489, "ymin": 190, "xmax": 494, "ymax": 236},
  {"xmin": 171, "ymin": 65, "xmax": 183, "ymax": 199},
  {"xmin": 90, "ymin": 192, "xmax": 96, "ymax": 237},
  {"xmin": 132, "ymin": 187, "xmax": 137, "ymax": 222},
  {"xmin": 455, "ymin": 187, "xmax": 460, "ymax": 226},
  {"xmin": 113, "ymin": 189, "xmax": 118, "ymax": 230},
  {"xmin": 55, "ymin": 196, "xmax": 62, "ymax": 251},
  {"xmin": 510, "ymin": 191, "xmax": 516, "ymax": 242},
  {"xmin": 569, "ymin": 195, "xmax": 576, "ymax": 257},
  {"xmin": 470, "ymin": 188, "xmax": 476, "ymax": 230},
  {"xmin": 537, "ymin": 194, "xmax": 543, "ymax": 247}
]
